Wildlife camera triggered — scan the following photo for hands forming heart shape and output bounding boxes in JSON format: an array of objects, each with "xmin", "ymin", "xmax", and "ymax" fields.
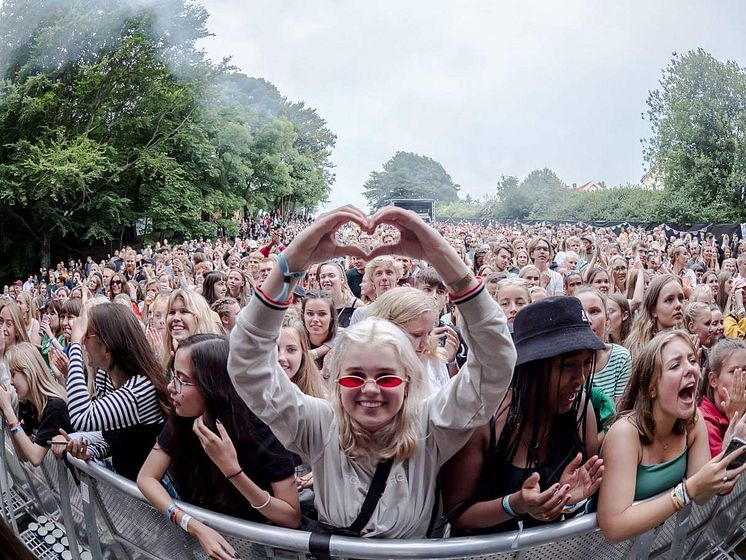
[{"xmin": 280, "ymin": 204, "xmax": 448, "ymax": 276}]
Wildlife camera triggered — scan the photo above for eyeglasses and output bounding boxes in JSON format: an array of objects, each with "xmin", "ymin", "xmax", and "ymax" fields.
[
  {"xmin": 168, "ymin": 369, "xmax": 195, "ymax": 393},
  {"xmin": 337, "ymin": 375, "xmax": 407, "ymax": 389},
  {"xmin": 612, "ymin": 267, "xmax": 628, "ymax": 273},
  {"xmin": 111, "ymin": 280, "xmax": 122, "ymax": 286}
]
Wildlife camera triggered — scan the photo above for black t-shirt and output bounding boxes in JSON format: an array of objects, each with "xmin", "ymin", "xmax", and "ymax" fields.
[
  {"xmin": 346, "ymin": 268, "xmax": 363, "ymax": 298},
  {"xmin": 158, "ymin": 413, "xmax": 295, "ymax": 522},
  {"xmin": 19, "ymin": 397, "xmax": 73, "ymax": 447}
]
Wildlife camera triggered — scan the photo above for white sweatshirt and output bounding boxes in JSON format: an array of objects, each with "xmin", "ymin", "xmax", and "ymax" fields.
[{"xmin": 228, "ymin": 284, "xmax": 516, "ymax": 538}]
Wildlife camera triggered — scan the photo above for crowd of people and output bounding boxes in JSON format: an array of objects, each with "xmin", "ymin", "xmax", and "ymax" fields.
[{"xmin": 2, "ymin": 206, "xmax": 746, "ymax": 558}]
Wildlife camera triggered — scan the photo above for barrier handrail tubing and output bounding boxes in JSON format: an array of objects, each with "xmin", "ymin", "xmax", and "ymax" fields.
[
  {"xmin": 8, "ymin": 452, "xmax": 745, "ymax": 559},
  {"xmin": 65, "ymin": 455, "xmax": 616, "ymax": 558}
]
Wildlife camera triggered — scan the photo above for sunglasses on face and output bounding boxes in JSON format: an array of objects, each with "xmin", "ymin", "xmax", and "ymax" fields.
[
  {"xmin": 111, "ymin": 280, "xmax": 122, "ymax": 286},
  {"xmin": 337, "ymin": 375, "xmax": 407, "ymax": 389}
]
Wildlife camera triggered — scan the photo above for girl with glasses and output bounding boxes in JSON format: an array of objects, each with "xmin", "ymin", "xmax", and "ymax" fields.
[
  {"xmin": 227, "ymin": 205, "xmax": 516, "ymax": 538},
  {"xmin": 138, "ymin": 334, "xmax": 300, "ymax": 559}
]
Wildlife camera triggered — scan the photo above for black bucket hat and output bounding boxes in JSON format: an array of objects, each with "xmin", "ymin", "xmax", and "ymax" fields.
[{"xmin": 513, "ymin": 296, "xmax": 605, "ymax": 366}]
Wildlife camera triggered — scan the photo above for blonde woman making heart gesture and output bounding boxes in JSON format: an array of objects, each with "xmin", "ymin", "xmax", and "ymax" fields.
[{"xmin": 227, "ymin": 205, "xmax": 516, "ymax": 538}]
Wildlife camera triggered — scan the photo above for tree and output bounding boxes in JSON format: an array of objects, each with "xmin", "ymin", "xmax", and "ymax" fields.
[
  {"xmin": 0, "ymin": 0, "xmax": 337, "ymax": 280},
  {"xmin": 492, "ymin": 169, "xmax": 566, "ymax": 220},
  {"xmin": 644, "ymin": 49, "xmax": 746, "ymax": 223},
  {"xmin": 435, "ymin": 199, "xmax": 483, "ymax": 219},
  {"xmin": 363, "ymin": 151, "xmax": 460, "ymax": 210}
]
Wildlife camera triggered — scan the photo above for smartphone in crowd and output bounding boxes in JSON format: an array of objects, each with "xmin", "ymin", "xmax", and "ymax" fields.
[{"xmin": 724, "ymin": 437, "xmax": 746, "ymax": 469}]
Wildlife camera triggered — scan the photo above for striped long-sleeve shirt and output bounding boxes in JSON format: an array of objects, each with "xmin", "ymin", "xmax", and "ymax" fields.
[{"xmin": 66, "ymin": 344, "xmax": 164, "ymax": 432}]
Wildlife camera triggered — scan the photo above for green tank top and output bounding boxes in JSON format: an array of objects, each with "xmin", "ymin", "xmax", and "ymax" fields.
[{"xmin": 634, "ymin": 446, "xmax": 687, "ymax": 501}]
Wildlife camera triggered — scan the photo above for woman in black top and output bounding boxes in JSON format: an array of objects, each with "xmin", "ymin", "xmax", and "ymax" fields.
[
  {"xmin": 138, "ymin": 334, "xmax": 299, "ymax": 559},
  {"xmin": 442, "ymin": 297, "xmax": 605, "ymax": 534},
  {"xmin": 1, "ymin": 342, "xmax": 72, "ymax": 467}
]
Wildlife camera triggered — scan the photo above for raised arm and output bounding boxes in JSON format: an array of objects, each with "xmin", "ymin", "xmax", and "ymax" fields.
[
  {"xmin": 228, "ymin": 206, "xmax": 370, "ymax": 457},
  {"xmin": 65, "ymin": 308, "xmax": 143, "ymax": 432},
  {"xmin": 363, "ymin": 206, "xmax": 516, "ymax": 461}
]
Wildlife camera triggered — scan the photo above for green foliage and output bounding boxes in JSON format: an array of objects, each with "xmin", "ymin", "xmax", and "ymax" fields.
[
  {"xmin": 491, "ymin": 169, "xmax": 566, "ymax": 220},
  {"xmin": 363, "ymin": 151, "xmax": 460, "ymax": 211},
  {"xmin": 435, "ymin": 199, "xmax": 483, "ymax": 219},
  {"xmin": 540, "ymin": 187, "xmax": 664, "ymax": 222},
  {"xmin": 0, "ymin": 0, "xmax": 336, "ymax": 279},
  {"xmin": 491, "ymin": 168, "xmax": 666, "ymax": 222},
  {"xmin": 644, "ymin": 49, "xmax": 746, "ymax": 223}
]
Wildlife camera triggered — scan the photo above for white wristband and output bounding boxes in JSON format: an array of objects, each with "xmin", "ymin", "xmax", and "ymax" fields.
[{"xmin": 179, "ymin": 513, "xmax": 192, "ymax": 532}]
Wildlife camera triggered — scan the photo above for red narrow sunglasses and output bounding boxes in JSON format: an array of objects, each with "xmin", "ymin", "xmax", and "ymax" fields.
[{"xmin": 337, "ymin": 375, "xmax": 407, "ymax": 389}]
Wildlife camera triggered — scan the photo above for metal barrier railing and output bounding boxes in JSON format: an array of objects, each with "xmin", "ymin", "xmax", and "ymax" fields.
[{"xmin": 2, "ymin": 439, "xmax": 746, "ymax": 560}]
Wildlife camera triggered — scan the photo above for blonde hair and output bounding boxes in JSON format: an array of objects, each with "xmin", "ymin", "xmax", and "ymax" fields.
[
  {"xmin": 327, "ymin": 318, "xmax": 425, "ymax": 463},
  {"xmin": 364, "ymin": 256, "xmax": 402, "ymax": 282},
  {"xmin": 6, "ymin": 342, "xmax": 66, "ymax": 416},
  {"xmin": 162, "ymin": 289, "xmax": 222, "ymax": 368},
  {"xmin": 317, "ymin": 261, "xmax": 356, "ymax": 302},
  {"xmin": 496, "ymin": 277, "xmax": 531, "ymax": 301},
  {"xmin": 0, "ymin": 302, "xmax": 30, "ymax": 347},
  {"xmin": 280, "ymin": 321, "xmax": 327, "ymax": 399},
  {"xmin": 15, "ymin": 292, "xmax": 40, "ymax": 324},
  {"xmin": 684, "ymin": 301, "xmax": 711, "ymax": 331},
  {"xmin": 368, "ymin": 287, "xmax": 441, "ymax": 359}
]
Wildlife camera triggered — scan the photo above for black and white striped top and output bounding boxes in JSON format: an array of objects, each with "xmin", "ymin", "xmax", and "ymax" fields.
[{"xmin": 66, "ymin": 344, "xmax": 164, "ymax": 432}]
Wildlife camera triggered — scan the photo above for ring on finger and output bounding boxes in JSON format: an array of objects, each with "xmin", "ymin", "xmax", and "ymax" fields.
[{"xmin": 723, "ymin": 475, "xmax": 729, "ymax": 483}]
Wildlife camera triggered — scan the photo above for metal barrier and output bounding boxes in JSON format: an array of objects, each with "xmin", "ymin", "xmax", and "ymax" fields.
[{"xmin": 2, "ymin": 441, "xmax": 746, "ymax": 560}]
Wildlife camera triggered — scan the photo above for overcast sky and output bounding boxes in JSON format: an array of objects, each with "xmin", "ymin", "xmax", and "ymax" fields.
[{"xmin": 197, "ymin": 0, "xmax": 746, "ymax": 212}]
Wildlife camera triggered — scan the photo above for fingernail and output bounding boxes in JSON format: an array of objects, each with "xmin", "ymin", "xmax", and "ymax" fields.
[
  {"xmin": 216, "ymin": 419, "xmax": 222, "ymax": 424},
  {"xmin": 234, "ymin": 554, "xmax": 240, "ymax": 559}
]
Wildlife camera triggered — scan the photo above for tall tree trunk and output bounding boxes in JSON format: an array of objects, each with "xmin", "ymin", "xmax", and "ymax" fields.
[{"xmin": 40, "ymin": 230, "xmax": 51, "ymax": 271}]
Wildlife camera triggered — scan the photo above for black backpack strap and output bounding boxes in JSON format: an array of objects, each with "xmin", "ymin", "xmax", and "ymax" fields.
[{"xmin": 346, "ymin": 458, "xmax": 394, "ymax": 534}]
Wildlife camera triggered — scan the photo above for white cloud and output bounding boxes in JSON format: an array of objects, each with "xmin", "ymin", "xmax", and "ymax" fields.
[{"xmin": 197, "ymin": 0, "xmax": 746, "ymax": 212}]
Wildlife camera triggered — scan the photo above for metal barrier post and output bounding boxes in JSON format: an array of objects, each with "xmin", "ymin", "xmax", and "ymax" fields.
[
  {"xmin": 0, "ymin": 424, "xmax": 19, "ymax": 533},
  {"xmin": 57, "ymin": 458, "xmax": 83, "ymax": 560},
  {"xmin": 81, "ymin": 479, "xmax": 104, "ymax": 560},
  {"xmin": 666, "ymin": 503, "xmax": 692, "ymax": 559},
  {"xmin": 633, "ymin": 527, "xmax": 657, "ymax": 560}
]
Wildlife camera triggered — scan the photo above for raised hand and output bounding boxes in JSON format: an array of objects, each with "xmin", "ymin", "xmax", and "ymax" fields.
[
  {"xmin": 687, "ymin": 443, "xmax": 746, "ymax": 499},
  {"xmin": 365, "ymin": 206, "xmax": 470, "ymax": 285},
  {"xmin": 433, "ymin": 325, "xmax": 459, "ymax": 363},
  {"xmin": 558, "ymin": 453, "xmax": 604, "ymax": 504},
  {"xmin": 721, "ymin": 368, "xmax": 746, "ymax": 422},
  {"xmin": 280, "ymin": 205, "xmax": 369, "ymax": 272},
  {"xmin": 193, "ymin": 416, "xmax": 240, "ymax": 478},
  {"xmin": 49, "ymin": 346, "xmax": 69, "ymax": 382},
  {"xmin": 70, "ymin": 305, "xmax": 89, "ymax": 345},
  {"xmin": 514, "ymin": 472, "xmax": 572, "ymax": 522}
]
